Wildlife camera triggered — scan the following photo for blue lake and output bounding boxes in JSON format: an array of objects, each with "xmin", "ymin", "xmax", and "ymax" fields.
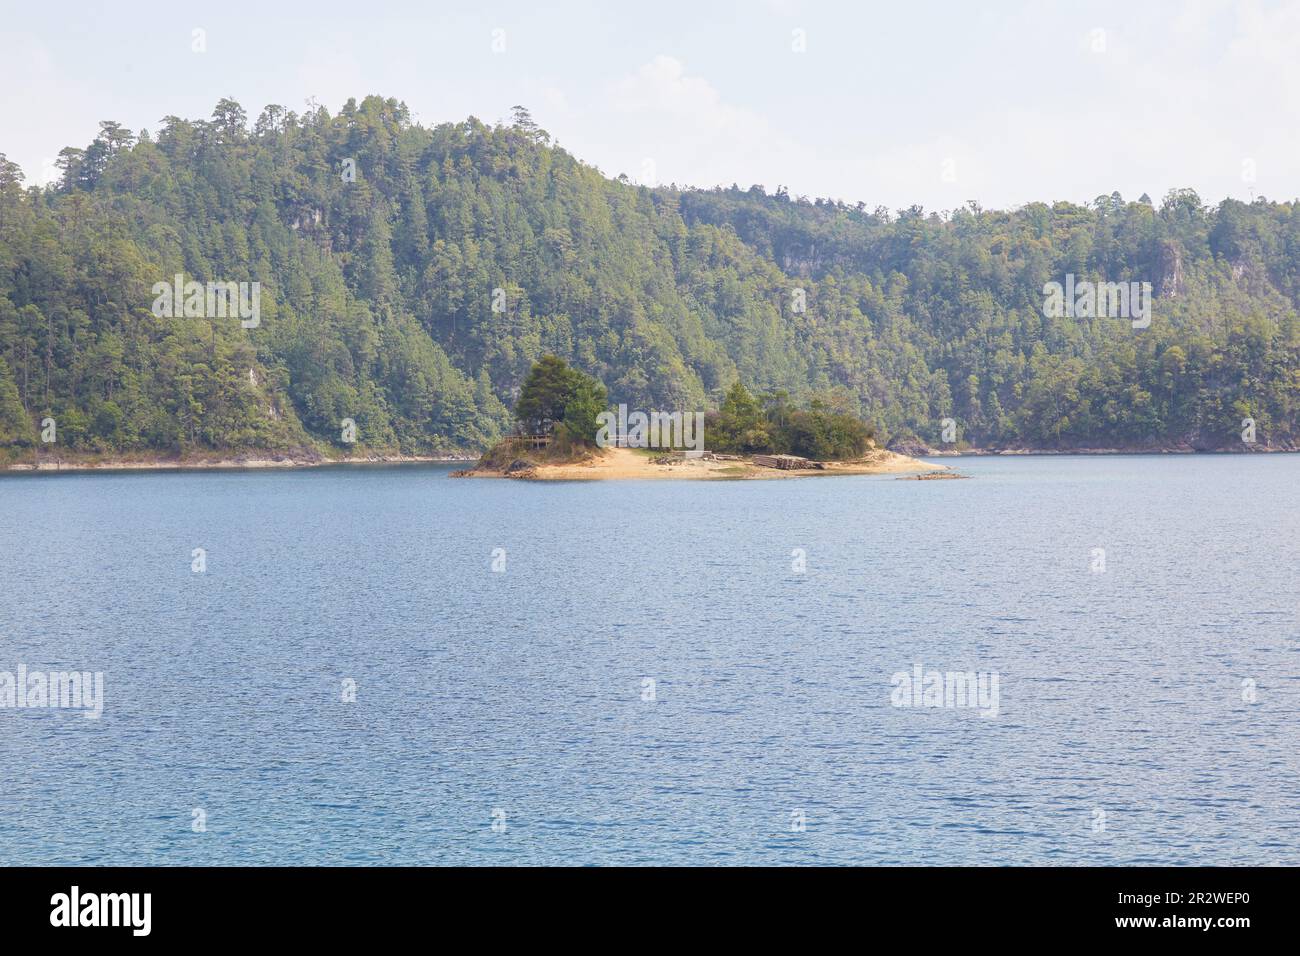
[{"xmin": 0, "ymin": 455, "xmax": 1297, "ymax": 865}]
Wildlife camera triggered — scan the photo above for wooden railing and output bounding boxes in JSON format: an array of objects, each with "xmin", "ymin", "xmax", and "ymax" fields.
[{"xmin": 503, "ymin": 434, "xmax": 552, "ymax": 450}]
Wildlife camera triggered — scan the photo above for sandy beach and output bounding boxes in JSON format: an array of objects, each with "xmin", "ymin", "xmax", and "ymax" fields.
[{"xmin": 458, "ymin": 446, "xmax": 945, "ymax": 480}]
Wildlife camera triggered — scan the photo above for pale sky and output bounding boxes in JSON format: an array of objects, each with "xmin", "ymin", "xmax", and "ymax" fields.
[{"xmin": 0, "ymin": 0, "xmax": 1295, "ymax": 211}]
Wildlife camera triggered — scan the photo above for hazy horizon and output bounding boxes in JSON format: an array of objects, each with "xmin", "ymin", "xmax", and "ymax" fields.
[{"xmin": 4, "ymin": 0, "xmax": 1299, "ymax": 211}]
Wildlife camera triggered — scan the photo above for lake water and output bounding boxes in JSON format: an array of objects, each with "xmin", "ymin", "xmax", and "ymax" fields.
[{"xmin": 1, "ymin": 455, "xmax": 1297, "ymax": 865}]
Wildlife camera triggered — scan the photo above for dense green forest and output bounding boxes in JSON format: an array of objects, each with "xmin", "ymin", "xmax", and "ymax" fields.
[{"xmin": 2, "ymin": 95, "xmax": 1298, "ymax": 459}]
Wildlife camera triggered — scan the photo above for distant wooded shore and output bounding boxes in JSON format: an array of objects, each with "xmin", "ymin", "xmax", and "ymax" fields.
[{"xmin": 2, "ymin": 451, "xmax": 474, "ymax": 473}]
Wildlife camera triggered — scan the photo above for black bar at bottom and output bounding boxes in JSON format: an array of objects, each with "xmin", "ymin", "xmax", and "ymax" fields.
[{"xmin": 0, "ymin": 866, "xmax": 1279, "ymax": 942}]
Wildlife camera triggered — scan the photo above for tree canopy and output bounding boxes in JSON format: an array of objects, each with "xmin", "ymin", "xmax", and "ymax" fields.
[
  {"xmin": 514, "ymin": 354, "xmax": 605, "ymax": 443},
  {"xmin": 707, "ymin": 383, "xmax": 873, "ymax": 459}
]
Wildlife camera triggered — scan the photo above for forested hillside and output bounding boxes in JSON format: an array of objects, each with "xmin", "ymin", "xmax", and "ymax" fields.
[{"xmin": 2, "ymin": 95, "xmax": 1298, "ymax": 458}]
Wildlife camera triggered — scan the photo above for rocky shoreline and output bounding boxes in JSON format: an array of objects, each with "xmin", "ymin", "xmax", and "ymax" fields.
[
  {"xmin": 12, "ymin": 443, "xmax": 1292, "ymax": 475},
  {"xmin": 3, "ymin": 452, "xmax": 475, "ymax": 473},
  {"xmin": 888, "ymin": 440, "xmax": 1299, "ymax": 457}
]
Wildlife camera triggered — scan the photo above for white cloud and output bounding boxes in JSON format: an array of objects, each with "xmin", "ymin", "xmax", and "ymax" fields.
[
  {"xmin": 610, "ymin": 55, "xmax": 768, "ymax": 139},
  {"xmin": 603, "ymin": 55, "xmax": 811, "ymax": 191}
]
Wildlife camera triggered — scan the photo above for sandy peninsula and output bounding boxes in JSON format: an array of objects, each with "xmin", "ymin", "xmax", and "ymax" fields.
[{"xmin": 456, "ymin": 446, "xmax": 945, "ymax": 480}]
